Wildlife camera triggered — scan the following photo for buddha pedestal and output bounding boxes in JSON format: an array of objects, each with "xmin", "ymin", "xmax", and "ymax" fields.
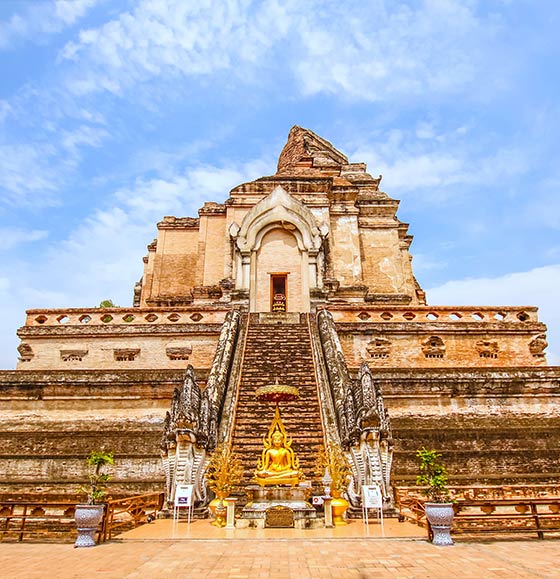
[{"xmin": 241, "ymin": 484, "xmax": 318, "ymax": 529}]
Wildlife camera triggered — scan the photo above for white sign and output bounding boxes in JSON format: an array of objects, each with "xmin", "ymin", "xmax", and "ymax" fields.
[
  {"xmin": 173, "ymin": 484, "xmax": 194, "ymax": 523},
  {"xmin": 362, "ymin": 485, "xmax": 383, "ymax": 509},
  {"xmin": 362, "ymin": 484, "xmax": 384, "ymax": 534},
  {"xmin": 175, "ymin": 485, "xmax": 194, "ymax": 507},
  {"xmin": 312, "ymin": 496, "xmax": 324, "ymax": 506},
  {"xmin": 175, "ymin": 484, "xmax": 194, "ymax": 507}
]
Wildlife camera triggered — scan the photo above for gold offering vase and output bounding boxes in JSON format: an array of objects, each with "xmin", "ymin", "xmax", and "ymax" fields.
[
  {"xmin": 209, "ymin": 491, "xmax": 228, "ymax": 527},
  {"xmin": 330, "ymin": 490, "xmax": 349, "ymax": 526}
]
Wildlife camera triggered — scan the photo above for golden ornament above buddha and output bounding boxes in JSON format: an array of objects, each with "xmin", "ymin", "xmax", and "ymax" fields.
[{"xmin": 254, "ymin": 405, "xmax": 304, "ymax": 487}]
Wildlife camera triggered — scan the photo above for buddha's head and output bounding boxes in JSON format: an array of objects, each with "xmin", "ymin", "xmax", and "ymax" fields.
[{"xmin": 271, "ymin": 431, "xmax": 283, "ymax": 448}]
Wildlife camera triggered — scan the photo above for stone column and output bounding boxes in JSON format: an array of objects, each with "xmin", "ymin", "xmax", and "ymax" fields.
[
  {"xmin": 225, "ymin": 497, "xmax": 238, "ymax": 529},
  {"xmin": 241, "ymin": 253, "xmax": 251, "ymax": 289},
  {"xmin": 323, "ymin": 497, "xmax": 334, "ymax": 528}
]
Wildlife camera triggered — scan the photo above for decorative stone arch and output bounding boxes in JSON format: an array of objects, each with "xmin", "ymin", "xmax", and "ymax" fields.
[{"xmin": 229, "ymin": 186, "xmax": 328, "ymax": 312}]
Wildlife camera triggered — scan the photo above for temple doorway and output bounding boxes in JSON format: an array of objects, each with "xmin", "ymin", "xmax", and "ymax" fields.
[
  {"xmin": 270, "ymin": 274, "xmax": 288, "ymax": 312},
  {"xmin": 253, "ymin": 228, "xmax": 306, "ymax": 312}
]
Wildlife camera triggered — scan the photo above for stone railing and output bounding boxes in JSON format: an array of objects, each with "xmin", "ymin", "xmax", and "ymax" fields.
[
  {"xmin": 395, "ymin": 484, "xmax": 560, "ymax": 504},
  {"xmin": 0, "ymin": 501, "xmax": 77, "ymax": 542},
  {"xmin": 394, "ymin": 485, "xmax": 560, "ymax": 540},
  {"xmin": 326, "ymin": 305, "xmax": 540, "ymax": 324},
  {"xmin": 25, "ymin": 305, "xmax": 541, "ymax": 327},
  {"xmin": 99, "ymin": 492, "xmax": 165, "ymax": 542},
  {"xmin": 24, "ymin": 307, "xmax": 229, "ymax": 328}
]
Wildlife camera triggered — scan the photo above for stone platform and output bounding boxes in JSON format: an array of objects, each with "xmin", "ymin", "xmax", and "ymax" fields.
[{"xmin": 240, "ymin": 485, "xmax": 318, "ymax": 528}]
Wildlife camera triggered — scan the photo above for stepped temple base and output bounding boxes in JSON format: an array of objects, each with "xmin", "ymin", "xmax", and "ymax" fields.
[{"xmin": 239, "ymin": 485, "xmax": 319, "ymax": 529}]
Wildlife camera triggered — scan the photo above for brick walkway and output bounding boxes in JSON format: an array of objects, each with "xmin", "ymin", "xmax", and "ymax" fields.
[{"xmin": 0, "ymin": 535, "xmax": 558, "ymax": 579}]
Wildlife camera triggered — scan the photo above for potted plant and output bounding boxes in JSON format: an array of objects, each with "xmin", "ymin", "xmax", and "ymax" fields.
[
  {"xmin": 205, "ymin": 443, "xmax": 243, "ymax": 527},
  {"xmin": 315, "ymin": 444, "xmax": 351, "ymax": 525},
  {"xmin": 416, "ymin": 447, "xmax": 454, "ymax": 546},
  {"xmin": 74, "ymin": 451, "xmax": 114, "ymax": 547}
]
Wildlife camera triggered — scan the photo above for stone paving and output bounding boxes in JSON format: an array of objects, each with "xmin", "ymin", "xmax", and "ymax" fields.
[{"xmin": 0, "ymin": 521, "xmax": 558, "ymax": 579}]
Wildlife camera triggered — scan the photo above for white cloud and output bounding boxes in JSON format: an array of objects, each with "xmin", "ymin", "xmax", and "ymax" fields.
[
  {"xmin": 57, "ymin": 0, "xmax": 505, "ymax": 103},
  {"xmin": 294, "ymin": 0, "xmax": 498, "ymax": 101},
  {"xmin": 61, "ymin": 0, "xmax": 294, "ymax": 95},
  {"xmin": 0, "ymin": 154, "xmax": 270, "ymax": 336},
  {"xmin": 0, "ymin": 228, "xmax": 48, "ymax": 251},
  {"xmin": 348, "ymin": 127, "xmax": 532, "ymax": 200},
  {"xmin": 0, "ymin": 121, "xmax": 109, "ymax": 208},
  {"xmin": 427, "ymin": 264, "xmax": 560, "ymax": 364},
  {"xmin": 60, "ymin": 125, "xmax": 109, "ymax": 154},
  {"xmin": 54, "ymin": 0, "xmax": 101, "ymax": 26},
  {"xmin": 0, "ymin": 0, "xmax": 102, "ymax": 49},
  {"xmin": 0, "ymin": 143, "xmax": 61, "ymax": 206},
  {"xmin": 0, "ymin": 100, "xmax": 12, "ymax": 123}
]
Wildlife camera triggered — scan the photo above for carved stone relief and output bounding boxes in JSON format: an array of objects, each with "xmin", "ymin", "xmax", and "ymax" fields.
[
  {"xmin": 113, "ymin": 348, "xmax": 140, "ymax": 361},
  {"xmin": 529, "ymin": 334, "xmax": 548, "ymax": 357},
  {"xmin": 366, "ymin": 336, "xmax": 391, "ymax": 359},
  {"xmin": 166, "ymin": 344, "xmax": 192, "ymax": 361},
  {"xmin": 17, "ymin": 342, "xmax": 34, "ymax": 362},
  {"xmin": 422, "ymin": 336, "xmax": 445, "ymax": 358},
  {"xmin": 476, "ymin": 340, "xmax": 499, "ymax": 359},
  {"xmin": 60, "ymin": 350, "xmax": 88, "ymax": 362}
]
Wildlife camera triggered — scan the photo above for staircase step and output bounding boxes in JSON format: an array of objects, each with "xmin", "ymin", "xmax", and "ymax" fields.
[{"xmin": 230, "ymin": 317, "xmax": 325, "ymax": 487}]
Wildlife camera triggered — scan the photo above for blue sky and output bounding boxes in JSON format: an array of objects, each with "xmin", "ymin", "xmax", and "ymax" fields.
[{"xmin": 1, "ymin": 0, "xmax": 559, "ymax": 368}]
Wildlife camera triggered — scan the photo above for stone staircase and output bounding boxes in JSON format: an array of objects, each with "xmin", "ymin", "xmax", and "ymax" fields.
[{"xmin": 229, "ymin": 314, "xmax": 326, "ymax": 489}]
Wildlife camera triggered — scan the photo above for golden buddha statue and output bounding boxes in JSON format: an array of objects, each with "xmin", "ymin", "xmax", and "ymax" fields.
[{"xmin": 254, "ymin": 406, "xmax": 303, "ymax": 487}]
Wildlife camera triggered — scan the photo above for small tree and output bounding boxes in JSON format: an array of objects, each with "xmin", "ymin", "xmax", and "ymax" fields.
[
  {"xmin": 205, "ymin": 444, "xmax": 243, "ymax": 498},
  {"xmin": 315, "ymin": 443, "xmax": 351, "ymax": 495},
  {"xmin": 80, "ymin": 451, "xmax": 114, "ymax": 505},
  {"xmin": 416, "ymin": 448, "xmax": 451, "ymax": 503},
  {"xmin": 99, "ymin": 300, "xmax": 117, "ymax": 308}
]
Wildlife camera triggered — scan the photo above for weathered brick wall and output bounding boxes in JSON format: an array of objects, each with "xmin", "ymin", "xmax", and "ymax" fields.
[
  {"xmin": 199, "ymin": 208, "xmax": 229, "ymax": 286},
  {"xmin": 358, "ymin": 227, "xmax": 415, "ymax": 297},
  {"xmin": 17, "ymin": 310, "xmax": 227, "ymax": 370},
  {"xmin": 364, "ymin": 367, "xmax": 560, "ymax": 485},
  {"xmin": 0, "ymin": 369, "xmax": 186, "ymax": 500},
  {"xmin": 139, "ymin": 240, "xmax": 157, "ymax": 307},
  {"xmin": 2, "ymin": 357, "xmax": 559, "ymax": 502},
  {"xmin": 330, "ymin": 212, "xmax": 362, "ymax": 286},
  {"xmin": 150, "ymin": 224, "xmax": 199, "ymax": 300},
  {"xmin": 18, "ymin": 333, "xmax": 218, "ymax": 371},
  {"xmin": 331, "ymin": 305, "xmax": 549, "ymax": 368},
  {"xmin": 341, "ymin": 330, "xmax": 546, "ymax": 368}
]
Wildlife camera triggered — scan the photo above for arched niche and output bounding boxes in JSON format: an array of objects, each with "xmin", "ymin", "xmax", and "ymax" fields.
[{"xmin": 229, "ymin": 186, "xmax": 328, "ymax": 312}]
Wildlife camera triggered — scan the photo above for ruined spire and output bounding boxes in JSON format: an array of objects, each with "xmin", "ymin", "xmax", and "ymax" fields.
[{"xmin": 276, "ymin": 125, "xmax": 348, "ymax": 175}]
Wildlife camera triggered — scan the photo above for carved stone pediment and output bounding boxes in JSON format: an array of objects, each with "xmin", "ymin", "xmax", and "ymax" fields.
[
  {"xmin": 17, "ymin": 343, "xmax": 34, "ymax": 362},
  {"xmin": 166, "ymin": 344, "xmax": 192, "ymax": 361},
  {"xmin": 422, "ymin": 336, "xmax": 445, "ymax": 358},
  {"xmin": 113, "ymin": 348, "xmax": 140, "ymax": 361},
  {"xmin": 366, "ymin": 336, "xmax": 391, "ymax": 359},
  {"xmin": 529, "ymin": 334, "xmax": 548, "ymax": 356},
  {"xmin": 476, "ymin": 340, "xmax": 499, "ymax": 359},
  {"xmin": 60, "ymin": 349, "xmax": 88, "ymax": 362},
  {"xmin": 233, "ymin": 186, "xmax": 325, "ymax": 254}
]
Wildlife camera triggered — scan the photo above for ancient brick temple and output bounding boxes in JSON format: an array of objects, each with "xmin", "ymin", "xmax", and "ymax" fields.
[{"xmin": 1, "ymin": 126, "xmax": 559, "ymax": 505}]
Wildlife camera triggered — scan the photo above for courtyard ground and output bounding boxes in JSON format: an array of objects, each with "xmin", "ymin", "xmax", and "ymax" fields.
[{"xmin": 0, "ymin": 519, "xmax": 557, "ymax": 579}]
